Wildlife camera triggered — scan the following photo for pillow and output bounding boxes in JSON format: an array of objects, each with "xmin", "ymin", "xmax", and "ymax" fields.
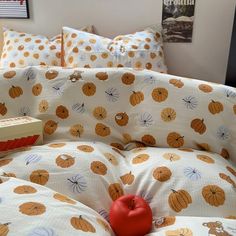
[
  {"xmin": 0, "ymin": 26, "xmax": 95, "ymax": 68},
  {"xmin": 62, "ymin": 26, "xmax": 167, "ymax": 73}
]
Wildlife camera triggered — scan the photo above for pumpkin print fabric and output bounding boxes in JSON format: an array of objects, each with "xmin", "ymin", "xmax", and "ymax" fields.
[
  {"xmin": 1, "ymin": 142, "xmax": 236, "ymax": 218},
  {"xmin": 1, "ymin": 144, "xmax": 236, "ymax": 235},
  {"xmin": 0, "ymin": 66, "xmax": 235, "ymax": 160},
  {"xmin": 0, "ymin": 26, "xmax": 94, "ymax": 68},
  {"xmin": 0, "ymin": 66, "xmax": 236, "ymax": 235},
  {"xmin": 62, "ymin": 26, "xmax": 167, "ymax": 73}
]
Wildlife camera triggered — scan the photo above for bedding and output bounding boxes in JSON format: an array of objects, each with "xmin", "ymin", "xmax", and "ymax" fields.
[
  {"xmin": 62, "ymin": 26, "xmax": 167, "ymax": 73},
  {"xmin": 0, "ymin": 26, "xmax": 94, "ymax": 68},
  {"xmin": 0, "ymin": 66, "xmax": 236, "ymax": 235}
]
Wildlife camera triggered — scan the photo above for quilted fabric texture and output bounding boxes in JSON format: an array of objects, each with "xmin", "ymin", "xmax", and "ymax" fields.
[
  {"xmin": 0, "ymin": 66, "xmax": 236, "ymax": 235},
  {"xmin": 0, "ymin": 26, "xmax": 94, "ymax": 68},
  {"xmin": 62, "ymin": 26, "xmax": 167, "ymax": 73},
  {"xmin": 0, "ymin": 67, "xmax": 235, "ymax": 162},
  {"xmin": 1, "ymin": 142, "xmax": 236, "ymax": 218},
  {"xmin": 0, "ymin": 176, "xmax": 113, "ymax": 235},
  {"xmin": 0, "ymin": 176, "xmax": 236, "ymax": 235}
]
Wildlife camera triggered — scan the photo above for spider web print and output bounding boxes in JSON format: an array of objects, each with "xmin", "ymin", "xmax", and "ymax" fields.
[
  {"xmin": 18, "ymin": 106, "xmax": 31, "ymax": 116},
  {"xmin": 182, "ymin": 96, "xmax": 198, "ymax": 110},
  {"xmin": 138, "ymin": 112, "xmax": 154, "ymax": 127},
  {"xmin": 72, "ymin": 103, "xmax": 86, "ymax": 113},
  {"xmin": 216, "ymin": 126, "xmax": 231, "ymax": 141},
  {"xmin": 105, "ymin": 87, "xmax": 120, "ymax": 102},
  {"xmin": 67, "ymin": 174, "xmax": 87, "ymax": 193}
]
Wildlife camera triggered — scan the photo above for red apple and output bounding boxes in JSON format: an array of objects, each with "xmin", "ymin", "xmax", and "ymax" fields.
[{"xmin": 109, "ymin": 195, "xmax": 152, "ymax": 236}]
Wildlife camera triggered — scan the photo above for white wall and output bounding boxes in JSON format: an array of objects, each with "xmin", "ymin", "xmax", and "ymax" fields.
[{"xmin": 0, "ymin": 0, "xmax": 235, "ymax": 84}]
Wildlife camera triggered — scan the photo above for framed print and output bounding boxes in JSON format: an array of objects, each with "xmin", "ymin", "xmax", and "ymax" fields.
[
  {"xmin": 0, "ymin": 0, "xmax": 30, "ymax": 19},
  {"xmin": 162, "ymin": 0, "xmax": 196, "ymax": 43}
]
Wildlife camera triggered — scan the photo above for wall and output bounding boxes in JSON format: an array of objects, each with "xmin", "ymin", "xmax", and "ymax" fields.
[{"xmin": 0, "ymin": 0, "xmax": 235, "ymax": 84}]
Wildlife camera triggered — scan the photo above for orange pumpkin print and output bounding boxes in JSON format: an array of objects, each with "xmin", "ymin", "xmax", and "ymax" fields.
[
  {"xmin": 165, "ymin": 228, "xmax": 193, "ymax": 236},
  {"xmin": 208, "ymin": 100, "xmax": 224, "ymax": 114},
  {"xmin": 167, "ymin": 132, "xmax": 184, "ymax": 148},
  {"xmin": 226, "ymin": 166, "xmax": 236, "ymax": 177},
  {"xmin": 178, "ymin": 148, "xmax": 194, "ymax": 152},
  {"xmin": 120, "ymin": 171, "xmax": 135, "ymax": 185},
  {"xmin": 155, "ymin": 216, "xmax": 176, "ymax": 228},
  {"xmin": 39, "ymin": 100, "xmax": 49, "ymax": 113},
  {"xmin": 152, "ymin": 88, "xmax": 168, "ymax": 102},
  {"xmin": 90, "ymin": 55, "xmax": 97, "ymax": 61},
  {"xmin": 153, "ymin": 166, "xmax": 172, "ymax": 182},
  {"xmin": 0, "ymin": 159, "xmax": 13, "ymax": 167},
  {"xmin": 0, "ymin": 222, "xmax": 10, "ymax": 236},
  {"xmin": 70, "ymin": 124, "xmax": 84, "ymax": 137},
  {"xmin": 56, "ymin": 154, "xmax": 75, "ymax": 168},
  {"xmin": 168, "ymin": 189, "xmax": 192, "ymax": 212},
  {"xmin": 141, "ymin": 134, "xmax": 156, "ymax": 146},
  {"xmin": 132, "ymin": 154, "xmax": 150, "ymax": 164},
  {"xmin": 108, "ymin": 183, "xmax": 124, "ymax": 201},
  {"xmin": 197, "ymin": 154, "xmax": 215, "ymax": 164},
  {"xmin": 32, "ymin": 83, "xmax": 43, "ymax": 96},
  {"xmin": 45, "ymin": 70, "xmax": 58, "ymax": 80},
  {"xmin": 122, "ymin": 133, "xmax": 132, "ymax": 143},
  {"xmin": 161, "ymin": 108, "xmax": 176, "ymax": 122},
  {"xmin": 96, "ymin": 218, "xmax": 110, "ymax": 232},
  {"xmin": 48, "ymin": 143, "xmax": 66, "ymax": 148},
  {"xmin": 104, "ymin": 153, "xmax": 118, "ymax": 166},
  {"xmin": 9, "ymin": 85, "xmax": 23, "ymax": 98},
  {"xmin": 121, "ymin": 72, "xmax": 135, "ymax": 85},
  {"xmin": 91, "ymin": 161, "xmax": 107, "ymax": 175},
  {"xmin": 82, "ymin": 82, "xmax": 96, "ymax": 96},
  {"xmin": 196, "ymin": 143, "xmax": 211, "ymax": 152},
  {"xmin": 146, "ymin": 62, "xmax": 152, "ymax": 70},
  {"xmin": 56, "ymin": 105, "xmax": 69, "ymax": 119},
  {"xmin": 95, "ymin": 123, "xmax": 111, "ymax": 137},
  {"xmin": 3, "ymin": 70, "xmax": 16, "ymax": 79},
  {"xmin": 71, "ymin": 216, "xmax": 96, "ymax": 233},
  {"xmin": 221, "ymin": 148, "xmax": 230, "ymax": 160},
  {"xmin": 77, "ymin": 145, "xmax": 94, "ymax": 152},
  {"xmin": 219, "ymin": 173, "xmax": 236, "ymax": 188},
  {"xmin": 0, "ymin": 103, "xmax": 7, "ymax": 116},
  {"xmin": 93, "ymin": 106, "xmax": 107, "ymax": 120},
  {"xmin": 29, "ymin": 169, "xmax": 49, "ymax": 185},
  {"xmin": 13, "ymin": 185, "xmax": 37, "ymax": 194},
  {"xmin": 163, "ymin": 153, "xmax": 181, "ymax": 162},
  {"xmin": 111, "ymin": 143, "xmax": 124, "ymax": 150},
  {"xmin": 169, "ymin": 79, "xmax": 184, "ymax": 88},
  {"xmin": 199, "ymin": 84, "xmax": 213, "ymax": 93},
  {"xmin": 53, "ymin": 193, "xmax": 76, "ymax": 205},
  {"xmin": 130, "ymin": 91, "xmax": 144, "ymax": 106},
  {"xmin": 202, "ymin": 185, "xmax": 225, "ymax": 207},
  {"xmin": 44, "ymin": 120, "xmax": 58, "ymax": 135},
  {"xmin": 115, "ymin": 112, "xmax": 129, "ymax": 126},
  {"xmin": 191, "ymin": 118, "xmax": 206, "ymax": 134},
  {"xmin": 233, "ymin": 104, "xmax": 236, "ymax": 114},
  {"xmin": 19, "ymin": 202, "xmax": 46, "ymax": 216},
  {"xmin": 96, "ymin": 72, "xmax": 108, "ymax": 81},
  {"xmin": 2, "ymin": 172, "xmax": 16, "ymax": 178}
]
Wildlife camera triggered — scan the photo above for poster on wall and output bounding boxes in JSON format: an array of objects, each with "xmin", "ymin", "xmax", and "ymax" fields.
[
  {"xmin": 162, "ymin": 0, "xmax": 196, "ymax": 42},
  {"xmin": 0, "ymin": 0, "xmax": 29, "ymax": 19}
]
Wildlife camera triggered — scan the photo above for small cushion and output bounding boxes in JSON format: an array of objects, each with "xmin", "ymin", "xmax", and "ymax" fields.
[
  {"xmin": 62, "ymin": 26, "xmax": 167, "ymax": 73},
  {"xmin": 0, "ymin": 26, "xmax": 94, "ymax": 68}
]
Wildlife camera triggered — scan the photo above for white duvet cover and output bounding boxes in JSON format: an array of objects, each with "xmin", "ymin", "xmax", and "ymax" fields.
[{"xmin": 0, "ymin": 66, "xmax": 236, "ymax": 235}]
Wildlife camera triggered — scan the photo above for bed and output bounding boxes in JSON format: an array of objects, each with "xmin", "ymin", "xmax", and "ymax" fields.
[{"xmin": 0, "ymin": 26, "xmax": 236, "ymax": 236}]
